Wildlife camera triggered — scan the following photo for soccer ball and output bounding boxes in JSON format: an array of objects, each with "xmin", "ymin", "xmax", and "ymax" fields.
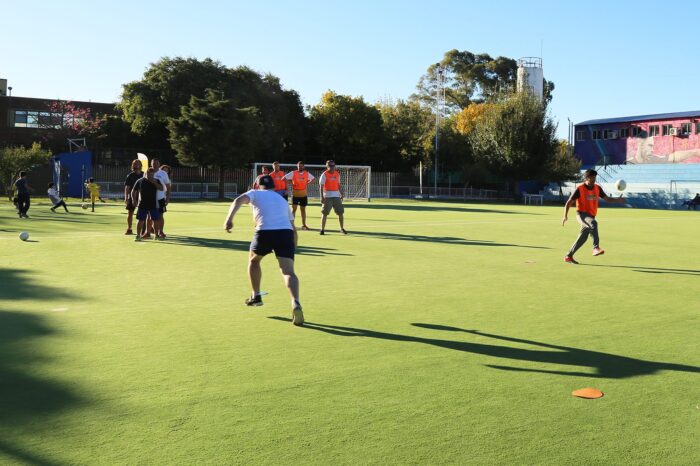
[
  {"xmin": 19, "ymin": 231, "xmax": 29, "ymax": 241},
  {"xmin": 82, "ymin": 203, "xmax": 88, "ymax": 209},
  {"xmin": 615, "ymin": 179, "xmax": 626, "ymax": 192}
]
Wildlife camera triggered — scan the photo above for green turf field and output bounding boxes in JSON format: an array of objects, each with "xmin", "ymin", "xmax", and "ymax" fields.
[{"xmin": 1, "ymin": 198, "xmax": 698, "ymax": 465}]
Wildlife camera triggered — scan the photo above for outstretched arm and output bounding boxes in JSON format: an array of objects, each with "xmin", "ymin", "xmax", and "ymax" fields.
[
  {"xmin": 224, "ymin": 194, "xmax": 250, "ymax": 232},
  {"xmin": 562, "ymin": 198, "xmax": 575, "ymax": 226}
]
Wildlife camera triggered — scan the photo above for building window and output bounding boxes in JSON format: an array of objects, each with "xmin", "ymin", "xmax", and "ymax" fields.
[
  {"xmin": 631, "ymin": 126, "xmax": 641, "ymax": 137},
  {"xmin": 603, "ymin": 129, "xmax": 617, "ymax": 139},
  {"xmin": 13, "ymin": 111, "xmax": 28, "ymax": 127},
  {"xmin": 619, "ymin": 128, "xmax": 629, "ymax": 138},
  {"xmin": 13, "ymin": 110, "xmax": 65, "ymax": 129},
  {"xmin": 576, "ymin": 131, "xmax": 585, "ymax": 141},
  {"xmin": 681, "ymin": 123, "xmax": 691, "ymax": 134},
  {"xmin": 592, "ymin": 130, "xmax": 601, "ymax": 140},
  {"xmin": 649, "ymin": 125, "xmax": 659, "ymax": 137},
  {"xmin": 662, "ymin": 124, "xmax": 672, "ymax": 136}
]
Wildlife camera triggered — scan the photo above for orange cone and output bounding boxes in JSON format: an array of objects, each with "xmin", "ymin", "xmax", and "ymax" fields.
[{"xmin": 572, "ymin": 387, "xmax": 604, "ymax": 399}]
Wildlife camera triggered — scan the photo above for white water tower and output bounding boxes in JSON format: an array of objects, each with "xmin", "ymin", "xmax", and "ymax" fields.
[{"xmin": 517, "ymin": 57, "xmax": 543, "ymax": 100}]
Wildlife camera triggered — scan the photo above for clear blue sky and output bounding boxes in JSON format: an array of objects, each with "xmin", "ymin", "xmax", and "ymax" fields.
[{"xmin": 5, "ymin": 0, "xmax": 700, "ymax": 139}]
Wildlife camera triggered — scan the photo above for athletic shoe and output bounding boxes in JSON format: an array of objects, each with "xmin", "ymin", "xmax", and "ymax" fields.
[
  {"xmin": 134, "ymin": 235, "xmax": 142, "ymax": 242},
  {"xmin": 319, "ymin": 230, "xmax": 325, "ymax": 235},
  {"xmin": 564, "ymin": 256, "xmax": 578, "ymax": 264},
  {"xmin": 125, "ymin": 229, "xmax": 133, "ymax": 235},
  {"xmin": 341, "ymin": 228, "xmax": 348, "ymax": 235},
  {"xmin": 158, "ymin": 233, "xmax": 166, "ymax": 239},
  {"xmin": 141, "ymin": 234, "xmax": 152, "ymax": 239},
  {"xmin": 50, "ymin": 207, "xmax": 56, "ymax": 213},
  {"xmin": 292, "ymin": 302, "xmax": 304, "ymax": 326},
  {"xmin": 245, "ymin": 295, "xmax": 263, "ymax": 306},
  {"xmin": 301, "ymin": 225, "xmax": 310, "ymax": 231},
  {"xmin": 592, "ymin": 247, "xmax": 605, "ymax": 256}
]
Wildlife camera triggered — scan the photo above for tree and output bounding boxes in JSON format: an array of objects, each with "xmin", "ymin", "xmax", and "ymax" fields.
[
  {"xmin": 377, "ymin": 99, "xmax": 434, "ymax": 168},
  {"xmin": 542, "ymin": 140, "xmax": 581, "ymax": 199},
  {"xmin": 0, "ymin": 143, "xmax": 52, "ymax": 199},
  {"xmin": 120, "ymin": 57, "xmax": 306, "ymax": 161},
  {"xmin": 308, "ymin": 91, "xmax": 387, "ymax": 167},
  {"xmin": 167, "ymin": 89, "xmax": 261, "ymax": 198},
  {"xmin": 469, "ymin": 91, "xmax": 559, "ymax": 196},
  {"xmin": 455, "ymin": 103, "xmax": 494, "ymax": 136}
]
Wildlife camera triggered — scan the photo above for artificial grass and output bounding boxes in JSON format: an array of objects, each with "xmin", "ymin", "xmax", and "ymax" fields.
[{"xmin": 1, "ymin": 198, "xmax": 698, "ymax": 465}]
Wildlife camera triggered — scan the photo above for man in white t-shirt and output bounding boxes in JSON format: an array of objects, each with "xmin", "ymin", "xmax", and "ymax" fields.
[
  {"xmin": 224, "ymin": 175, "xmax": 304, "ymax": 326},
  {"xmin": 150, "ymin": 158, "xmax": 171, "ymax": 238}
]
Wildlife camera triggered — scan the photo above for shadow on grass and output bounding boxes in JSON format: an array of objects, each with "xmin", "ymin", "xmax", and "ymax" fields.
[
  {"xmin": 347, "ymin": 203, "xmax": 542, "ymax": 215},
  {"xmin": 348, "ymin": 230, "xmax": 551, "ymax": 249},
  {"xmin": 267, "ymin": 318, "xmax": 700, "ymax": 379},
  {"xmin": 581, "ymin": 263, "xmax": 700, "ymax": 276},
  {"xmin": 158, "ymin": 235, "xmax": 353, "ymax": 256},
  {"xmin": 0, "ymin": 270, "xmax": 87, "ymax": 465}
]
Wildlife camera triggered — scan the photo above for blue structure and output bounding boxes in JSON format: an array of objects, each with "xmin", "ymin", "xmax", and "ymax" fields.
[{"xmin": 53, "ymin": 151, "xmax": 92, "ymax": 198}]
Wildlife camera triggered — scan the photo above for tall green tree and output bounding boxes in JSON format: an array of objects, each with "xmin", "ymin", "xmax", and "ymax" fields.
[
  {"xmin": 377, "ymin": 99, "xmax": 434, "ymax": 168},
  {"xmin": 542, "ymin": 140, "xmax": 582, "ymax": 199},
  {"xmin": 309, "ymin": 91, "xmax": 387, "ymax": 167},
  {"xmin": 167, "ymin": 90, "xmax": 261, "ymax": 198},
  {"xmin": 469, "ymin": 91, "xmax": 559, "ymax": 196},
  {"xmin": 0, "ymin": 143, "xmax": 52, "ymax": 199}
]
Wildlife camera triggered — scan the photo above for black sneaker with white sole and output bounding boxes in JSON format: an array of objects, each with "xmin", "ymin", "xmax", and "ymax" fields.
[{"xmin": 245, "ymin": 295, "xmax": 264, "ymax": 306}]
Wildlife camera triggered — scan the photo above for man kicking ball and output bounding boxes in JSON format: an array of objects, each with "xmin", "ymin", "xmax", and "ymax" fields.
[
  {"xmin": 562, "ymin": 169, "xmax": 626, "ymax": 263},
  {"xmin": 224, "ymin": 175, "xmax": 304, "ymax": 326}
]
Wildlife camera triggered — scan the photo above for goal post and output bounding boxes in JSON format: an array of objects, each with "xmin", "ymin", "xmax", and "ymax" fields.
[{"xmin": 252, "ymin": 162, "xmax": 371, "ymax": 201}]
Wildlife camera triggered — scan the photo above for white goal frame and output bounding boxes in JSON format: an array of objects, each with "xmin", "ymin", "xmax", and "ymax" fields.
[{"xmin": 252, "ymin": 162, "xmax": 372, "ymax": 201}]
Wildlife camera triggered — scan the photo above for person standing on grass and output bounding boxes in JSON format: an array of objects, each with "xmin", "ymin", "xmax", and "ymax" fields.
[
  {"xmin": 319, "ymin": 160, "xmax": 346, "ymax": 235},
  {"xmin": 131, "ymin": 168, "xmax": 164, "ymax": 242},
  {"xmin": 223, "ymin": 175, "xmax": 304, "ymax": 326},
  {"xmin": 85, "ymin": 178, "xmax": 106, "ymax": 212},
  {"xmin": 270, "ymin": 161, "xmax": 288, "ymax": 200},
  {"xmin": 14, "ymin": 171, "xmax": 33, "ymax": 218},
  {"xmin": 253, "ymin": 166, "xmax": 270, "ymax": 189},
  {"xmin": 149, "ymin": 158, "xmax": 171, "ymax": 238},
  {"xmin": 47, "ymin": 182, "xmax": 69, "ymax": 213},
  {"xmin": 124, "ymin": 159, "xmax": 143, "ymax": 235},
  {"xmin": 284, "ymin": 161, "xmax": 315, "ymax": 230},
  {"xmin": 562, "ymin": 169, "xmax": 626, "ymax": 264}
]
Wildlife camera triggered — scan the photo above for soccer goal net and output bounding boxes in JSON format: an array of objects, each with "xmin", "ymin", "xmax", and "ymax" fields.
[{"xmin": 252, "ymin": 163, "xmax": 372, "ymax": 200}]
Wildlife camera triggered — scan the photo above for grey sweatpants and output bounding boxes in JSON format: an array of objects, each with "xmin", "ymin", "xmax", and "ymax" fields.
[{"xmin": 567, "ymin": 212, "xmax": 599, "ymax": 257}]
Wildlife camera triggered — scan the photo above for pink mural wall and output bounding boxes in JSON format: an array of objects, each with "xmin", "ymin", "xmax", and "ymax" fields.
[{"xmin": 626, "ymin": 119, "xmax": 700, "ymax": 164}]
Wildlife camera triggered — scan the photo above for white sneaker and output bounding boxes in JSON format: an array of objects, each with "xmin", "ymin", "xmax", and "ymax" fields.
[{"xmin": 292, "ymin": 302, "xmax": 304, "ymax": 326}]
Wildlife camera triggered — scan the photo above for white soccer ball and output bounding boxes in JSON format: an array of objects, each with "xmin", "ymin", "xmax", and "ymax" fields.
[
  {"xmin": 615, "ymin": 179, "xmax": 627, "ymax": 192},
  {"xmin": 82, "ymin": 203, "xmax": 88, "ymax": 209},
  {"xmin": 19, "ymin": 231, "xmax": 29, "ymax": 241}
]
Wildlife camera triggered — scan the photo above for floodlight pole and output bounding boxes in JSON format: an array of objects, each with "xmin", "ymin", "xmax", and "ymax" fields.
[{"xmin": 434, "ymin": 64, "xmax": 444, "ymax": 196}]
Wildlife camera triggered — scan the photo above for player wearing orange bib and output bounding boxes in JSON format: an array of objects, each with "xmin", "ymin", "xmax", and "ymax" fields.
[
  {"xmin": 562, "ymin": 169, "xmax": 625, "ymax": 264},
  {"xmin": 284, "ymin": 161, "xmax": 315, "ymax": 230},
  {"xmin": 319, "ymin": 160, "xmax": 347, "ymax": 235},
  {"xmin": 271, "ymin": 161, "xmax": 288, "ymax": 200}
]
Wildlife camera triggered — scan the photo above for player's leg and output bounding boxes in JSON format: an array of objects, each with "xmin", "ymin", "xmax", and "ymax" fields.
[
  {"xmin": 134, "ymin": 208, "xmax": 147, "ymax": 241},
  {"xmin": 300, "ymin": 198, "xmax": 309, "ymax": 229},
  {"xmin": 275, "ymin": 232, "xmax": 302, "ymax": 326},
  {"xmin": 320, "ymin": 199, "xmax": 331, "ymax": 234},
  {"xmin": 246, "ymin": 253, "xmax": 264, "ymax": 306},
  {"xmin": 566, "ymin": 213, "xmax": 592, "ymax": 260},
  {"xmin": 59, "ymin": 200, "xmax": 69, "ymax": 212},
  {"xmin": 334, "ymin": 199, "xmax": 347, "ymax": 234},
  {"xmin": 589, "ymin": 218, "xmax": 604, "ymax": 255},
  {"xmin": 126, "ymin": 202, "xmax": 134, "ymax": 234}
]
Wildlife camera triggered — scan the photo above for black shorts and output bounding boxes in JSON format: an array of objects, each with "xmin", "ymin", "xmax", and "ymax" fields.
[
  {"xmin": 292, "ymin": 196, "xmax": 308, "ymax": 206},
  {"xmin": 158, "ymin": 199, "xmax": 168, "ymax": 213},
  {"xmin": 250, "ymin": 229, "xmax": 295, "ymax": 259},
  {"xmin": 126, "ymin": 198, "xmax": 136, "ymax": 211}
]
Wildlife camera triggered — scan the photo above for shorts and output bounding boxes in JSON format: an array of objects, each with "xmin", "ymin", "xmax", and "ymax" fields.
[
  {"xmin": 292, "ymin": 196, "xmax": 308, "ymax": 207},
  {"xmin": 250, "ymin": 229, "xmax": 295, "ymax": 259},
  {"xmin": 275, "ymin": 190, "xmax": 288, "ymax": 200},
  {"xmin": 136, "ymin": 207, "xmax": 161, "ymax": 221},
  {"xmin": 322, "ymin": 197, "xmax": 344, "ymax": 215},
  {"xmin": 158, "ymin": 198, "xmax": 168, "ymax": 213},
  {"xmin": 125, "ymin": 198, "xmax": 136, "ymax": 211}
]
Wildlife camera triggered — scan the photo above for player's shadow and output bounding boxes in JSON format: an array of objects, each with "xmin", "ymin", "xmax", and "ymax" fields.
[
  {"xmin": 267, "ymin": 318, "xmax": 700, "ymax": 379},
  {"xmin": 348, "ymin": 230, "xmax": 551, "ymax": 249},
  {"xmin": 581, "ymin": 263, "xmax": 700, "ymax": 276},
  {"xmin": 160, "ymin": 235, "xmax": 352, "ymax": 256},
  {"xmin": 348, "ymin": 203, "xmax": 542, "ymax": 215},
  {"xmin": 0, "ymin": 270, "xmax": 87, "ymax": 465}
]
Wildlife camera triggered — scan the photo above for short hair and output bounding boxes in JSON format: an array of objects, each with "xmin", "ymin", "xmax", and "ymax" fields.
[
  {"xmin": 272, "ymin": 161, "xmax": 280, "ymax": 166},
  {"xmin": 297, "ymin": 161, "xmax": 304, "ymax": 165},
  {"xmin": 48, "ymin": 182, "xmax": 54, "ymax": 188},
  {"xmin": 583, "ymin": 169, "xmax": 597, "ymax": 178},
  {"xmin": 258, "ymin": 175, "xmax": 275, "ymax": 189},
  {"xmin": 326, "ymin": 160, "xmax": 335, "ymax": 166},
  {"xmin": 88, "ymin": 177, "xmax": 95, "ymax": 182},
  {"xmin": 131, "ymin": 159, "xmax": 141, "ymax": 168},
  {"xmin": 146, "ymin": 167, "xmax": 155, "ymax": 173},
  {"xmin": 19, "ymin": 171, "xmax": 27, "ymax": 177},
  {"xmin": 160, "ymin": 164, "xmax": 171, "ymax": 173}
]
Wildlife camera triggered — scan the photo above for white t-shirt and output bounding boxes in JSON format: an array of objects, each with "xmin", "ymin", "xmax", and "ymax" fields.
[
  {"xmin": 154, "ymin": 170, "xmax": 170, "ymax": 200},
  {"xmin": 319, "ymin": 172, "xmax": 341, "ymax": 198},
  {"xmin": 47, "ymin": 187, "xmax": 61, "ymax": 204},
  {"xmin": 245, "ymin": 189, "xmax": 294, "ymax": 231}
]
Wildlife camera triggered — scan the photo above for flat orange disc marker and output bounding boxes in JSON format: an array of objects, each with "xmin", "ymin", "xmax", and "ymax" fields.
[{"xmin": 572, "ymin": 388, "xmax": 604, "ymax": 399}]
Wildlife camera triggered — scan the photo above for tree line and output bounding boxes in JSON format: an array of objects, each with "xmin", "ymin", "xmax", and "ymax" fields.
[{"xmin": 1, "ymin": 50, "xmax": 581, "ymax": 198}]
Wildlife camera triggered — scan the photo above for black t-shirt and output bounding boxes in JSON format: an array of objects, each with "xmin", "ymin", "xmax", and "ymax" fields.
[
  {"xmin": 569, "ymin": 183, "xmax": 607, "ymax": 201},
  {"xmin": 124, "ymin": 171, "xmax": 142, "ymax": 189},
  {"xmin": 14, "ymin": 178, "xmax": 28, "ymax": 195},
  {"xmin": 132, "ymin": 178, "xmax": 160, "ymax": 209}
]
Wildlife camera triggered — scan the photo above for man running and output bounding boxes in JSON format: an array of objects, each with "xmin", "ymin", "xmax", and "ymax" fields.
[
  {"xmin": 319, "ymin": 160, "xmax": 346, "ymax": 235},
  {"xmin": 223, "ymin": 175, "xmax": 304, "ymax": 326},
  {"xmin": 14, "ymin": 171, "xmax": 33, "ymax": 218},
  {"xmin": 284, "ymin": 161, "xmax": 315, "ymax": 230},
  {"xmin": 562, "ymin": 169, "xmax": 626, "ymax": 263}
]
